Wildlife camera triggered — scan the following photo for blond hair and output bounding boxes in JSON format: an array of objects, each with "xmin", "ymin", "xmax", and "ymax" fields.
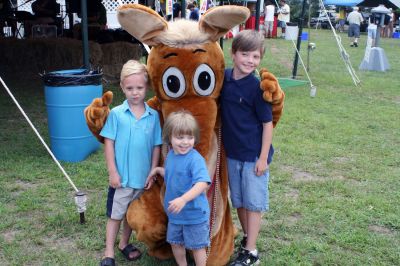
[
  {"xmin": 163, "ymin": 110, "xmax": 200, "ymax": 145},
  {"xmin": 120, "ymin": 60, "xmax": 149, "ymax": 84},
  {"xmin": 231, "ymin": 30, "xmax": 265, "ymax": 58}
]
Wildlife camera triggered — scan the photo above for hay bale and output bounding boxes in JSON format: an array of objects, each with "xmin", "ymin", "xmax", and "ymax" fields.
[
  {"xmin": 100, "ymin": 42, "xmax": 143, "ymax": 81},
  {"xmin": 0, "ymin": 38, "xmax": 142, "ymax": 80}
]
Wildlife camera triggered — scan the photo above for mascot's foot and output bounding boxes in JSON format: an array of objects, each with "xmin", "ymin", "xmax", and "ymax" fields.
[
  {"xmin": 99, "ymin": 257, "xmax": 115, "ymax": 266},
  {"xmin": 119, "ymin": 244, "xmax": 142, "ymax": 261}
]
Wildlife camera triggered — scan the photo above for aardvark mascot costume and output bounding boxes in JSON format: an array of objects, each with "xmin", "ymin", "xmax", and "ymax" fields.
[{"xmin": 85, "ymin": 4, "xmax": 285, "ymax": 265}]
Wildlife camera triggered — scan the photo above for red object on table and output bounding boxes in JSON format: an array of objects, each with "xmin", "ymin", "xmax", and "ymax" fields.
[{"xmin": 244, "ymin": 15, "xmax": 278, "ymax": 38}]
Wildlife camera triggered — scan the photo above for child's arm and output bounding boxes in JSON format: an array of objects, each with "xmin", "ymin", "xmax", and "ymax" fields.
[
  {"xmin": 104, "ymin": 138, "xmax": 121, "ymax": 188},
  {"xmin": 145, "ymin": 166, "xmax": 165, "ymax": 190},
  {"xmin": 144, "ymin": 145, "xmax": 161, "ymax": 189},
  {"xmin": 168, "ymin": 182, "xmax": 209, "ymax": 214},
  {"xmin": 255, "ymin": 121, "xmax": 273, "ymax": 176},
  {"xmin": 151, "ymin": 145, "xmax": 161, "ymax": 170}
]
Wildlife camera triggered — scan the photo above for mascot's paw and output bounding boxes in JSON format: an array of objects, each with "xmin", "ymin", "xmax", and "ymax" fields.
[
  {"xmin": 259, "ymin": 68, "xmax": 285, "ymax": 128},
  {"xmin": 84, "ymin": 91, "xmax": 113, "ymax": 143}
]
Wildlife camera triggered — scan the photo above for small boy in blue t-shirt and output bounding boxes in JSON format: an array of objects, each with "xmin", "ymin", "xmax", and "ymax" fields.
[
  {"xmin": 146, "ymin": 110, "xmax": 211, "ymax": 266},
  {"xmin": 221, "ymin": 30, "xmax": 274, "ymax": 266},
  {"xmin": 99, "ymin": 60, "xmax": 162, "ymax": 266}
]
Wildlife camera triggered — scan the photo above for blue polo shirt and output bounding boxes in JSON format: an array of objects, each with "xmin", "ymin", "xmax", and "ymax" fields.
[
  {"xmin": 100, "ymin": 100, "xmax": 162, "ymax": 189},
  {"xmin": 221, "ymin": 69, "xmax": 274, "ymax": 164},
  {"xmin": 164, "ymin": 149, "xmax": 211, "ymax": 225}
]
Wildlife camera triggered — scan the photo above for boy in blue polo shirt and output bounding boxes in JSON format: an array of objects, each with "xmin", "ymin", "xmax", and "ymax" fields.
[
  {"xmin": 221, "ymin": 30, "xmax": 274, "ymax": 266},
  {"xmin": 99, "ymin": 60, "xmax": 162, "ymax": 266}
]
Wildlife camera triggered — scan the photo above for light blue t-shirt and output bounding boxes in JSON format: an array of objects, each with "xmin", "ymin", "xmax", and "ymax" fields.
[
  {"xmin": 164, "ymin": 148, "xmax": 211, "ymax": 225},
  {"xmin": 100, "ymin": 100, "xmax": 162, "ymax": 189}
]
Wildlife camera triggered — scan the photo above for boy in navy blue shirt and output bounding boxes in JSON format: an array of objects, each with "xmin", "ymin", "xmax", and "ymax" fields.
[{"xmin": 221, "ymin": 30, "xmax": 274, "ymax": 266}]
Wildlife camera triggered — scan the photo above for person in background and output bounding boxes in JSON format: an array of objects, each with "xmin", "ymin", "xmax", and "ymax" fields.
[
  {"xmin": 188, "ymin": 1, "xmax": 199, "ymax": 21},
  {"xmin": 0, "ymin": 0, "xmax": 17, "ymax": 37},
  {"xmin": 347, "ymin": 6, "xmax": 364, "ymax": 47},
  {"xmin": 24, "ymin": 0, "xmax": 59, "ymax": 37},
  {"xmin": 277, "ymin": 0, "xmax": 290, "ymax": 38},
  {"xmin": 383, "ymin": 8, "xmax": 394, "ymax": 38},
  {"xmin": 264, "ymin": 0, "xmax": 275, "ymax": 38},
  {"xmin": 99, "ymin": 60, "xmax": 162, "ymax": 266},
  {"xmin": 173, "ymin": 0, "xmax": 181, "ymax": 20},
  {"xmin": 146, "ymin": 110, "xmax": 211, "ymax": 266},
  {"xmin": 336, "ymin": 7, "xmax": 346, "ymax": 33}
]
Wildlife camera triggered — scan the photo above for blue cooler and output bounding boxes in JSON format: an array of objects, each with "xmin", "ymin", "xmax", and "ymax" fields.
[
  {"xmin": 43, "ymin": 69, "xmax": 103, "ymax": 162},
  {"xmin": 301, "ymin": 32, "xmax": 309, "ymax": 41}
]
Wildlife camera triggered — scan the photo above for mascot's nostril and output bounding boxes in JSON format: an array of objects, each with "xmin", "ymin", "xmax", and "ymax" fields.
[
  {"xmin": 167, "ymin": 76, "xmax": 181, "ymax": 93},
  {"xmin": 198, "ymin": 72, "xmax": 211, "ymax": 91}
]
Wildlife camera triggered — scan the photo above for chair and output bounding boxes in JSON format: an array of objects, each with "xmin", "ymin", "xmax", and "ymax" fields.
[{"xmin": 13, "ymin": 10, "xmax": 34, "ymax": 38}]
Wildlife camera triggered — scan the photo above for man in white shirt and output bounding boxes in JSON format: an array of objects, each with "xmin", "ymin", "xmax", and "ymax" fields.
[
  {"xmin": 277, "ymin": 0, "xmax": 290, "ymax": 38},
  {"xmin": 347, "ymin": 6, "xmax": 364, "ymax": 47},
  {"xmin": 264, "ymin": 1, "xmax": 275, "ymax": 38}
]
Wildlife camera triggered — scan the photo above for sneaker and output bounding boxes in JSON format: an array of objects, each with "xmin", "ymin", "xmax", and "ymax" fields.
[
  {"xmin": 229, "ymin": 249, "xmax": 260, "ymax": 266},
  {"xmin": 350, "ymin": 43, "xmax": 354, "ymax": 47},
  {"xmin": 354, "ymin": 42, "xmax": 358, "ymax": 47}
]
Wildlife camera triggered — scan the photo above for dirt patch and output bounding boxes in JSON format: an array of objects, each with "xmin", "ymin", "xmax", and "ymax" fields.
[
  {"xmin": 332, "ymin": 157, "xmax": 351, "ymax": 163},
  {"xmin": 286, "ymin": 212, "xmax": 302, "ymax": 225},
  {"xmin": 2, "ymin": 229, "xmax": 19, "ymax": 243},
  {"xmin": 9, "ymin": 180, "xmax": 39, "ymax": 197},
  {"xmin": 368, "ymin": 225, "xmax": 393, "ymax": 235},
  {"xmin": 393, "ymin": 96, "xmax": 400, "ymax": 104},
  {"xmin": 293, "ymin": 170, "xmax": 322, "ymax": 181},
  {"xmin": 285, "ymin": 189, "xmax": 299, "ymax": 201},
  {"xmin": 274, "ymin": 237, "xmax": 291, "ymax": 246},
  {"xmin": 282, "ymin": 165, "xmax": 346, "ymax": 182},
  {"xmin": 42, "ymin": 236, "xmax": 77, "ymax": 252},
  {"xmin": 270, "ymin": 43, "xmax": 293, "ymax": 70}
]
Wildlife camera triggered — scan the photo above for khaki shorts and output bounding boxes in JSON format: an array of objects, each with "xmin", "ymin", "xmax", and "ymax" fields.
[{"xmin": 106, "ymin": 187, "xmax": 144, "ymax": 220}]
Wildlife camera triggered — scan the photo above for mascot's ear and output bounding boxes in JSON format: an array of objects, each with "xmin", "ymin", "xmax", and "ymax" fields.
[
  {"xmin": 118, "ymin": 4, "xmax": 168, "ymax": 46},
  {"xmin": 199, "ymin": 6, "xmax": 250, "ymax": 42}
]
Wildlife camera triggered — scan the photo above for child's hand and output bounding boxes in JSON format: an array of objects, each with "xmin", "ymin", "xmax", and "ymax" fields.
[
  {"xmin": 144, "ymin": 174, "xmax": 156, "ymax": 190},
  {"xmin": 255, "ymin": 158, "xmax": 268, "ymax": 176},
  {"xmin": 109, "ymin": 175, "xmax": 121, "ymax": 189},
  {"xmin": 167, "ymin": 197, "xmax": 187, "ymax": 214}
]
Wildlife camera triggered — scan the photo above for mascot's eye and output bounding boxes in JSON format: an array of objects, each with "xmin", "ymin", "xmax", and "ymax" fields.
[
  {"xmin": 193, "ymin": 64, "xmax": 216, "ymax": 96},
  {"xmin": 162, "ymin": 67, "xmax": 186, "ymax": 98}
]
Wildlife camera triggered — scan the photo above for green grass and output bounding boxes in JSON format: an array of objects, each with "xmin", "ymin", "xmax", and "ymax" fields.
[{"xmin": 1, "ymin": 29, "xmax": 399, "ymax": 265}]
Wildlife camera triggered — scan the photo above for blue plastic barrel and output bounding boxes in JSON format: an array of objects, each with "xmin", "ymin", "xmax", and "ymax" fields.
[{"xmin": 43, "ymin": 69, "xmax": 103, "ymax": 162}]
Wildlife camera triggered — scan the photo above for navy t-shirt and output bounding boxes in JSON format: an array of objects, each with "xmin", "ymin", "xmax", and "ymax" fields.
[{"xmin": 221, "ymin": 69, "xmax": 274, "ymax": 164}]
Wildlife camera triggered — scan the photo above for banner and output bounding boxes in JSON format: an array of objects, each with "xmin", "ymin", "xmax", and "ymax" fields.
[
  {"xmin": 166, "ymin": 0, "xmax": 173, "ymax": 16},
  {"xmin": 200, "ymin": 0, "xmax": 208, "ymax": 14}
]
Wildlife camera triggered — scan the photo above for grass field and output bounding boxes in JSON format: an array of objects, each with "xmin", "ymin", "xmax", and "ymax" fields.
[{"xmin": 0, "ymin": 29, "xmax": 399, "ymax": 265}]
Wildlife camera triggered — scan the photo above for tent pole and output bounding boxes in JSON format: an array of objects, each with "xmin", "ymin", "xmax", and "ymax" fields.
[
  {"xmin": 219, "ymin": 0, "xmax": 224, "ymax": 49},
  {"xmin": 255, "ymin": 0, "xmax": 261, "ymax": 30},
  {"xmin": 81, "ymin": 0, "xmax": 89, "ymax": 69},
  {"xmin": 292, "ymin": 0, "xmax": 307, "ymax": 79}
]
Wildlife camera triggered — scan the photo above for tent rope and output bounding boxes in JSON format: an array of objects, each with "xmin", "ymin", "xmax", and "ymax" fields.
[
  {"xmin": 273, "ymin": 0, "xmax": 316, "ymax": 95},
  {"xmin": 0, "ymin": 76, "xmax": 79, "ymax": 193},
  {"xmin": 318, "ymin": 0, "xmax": 361, "ymax": 86}
]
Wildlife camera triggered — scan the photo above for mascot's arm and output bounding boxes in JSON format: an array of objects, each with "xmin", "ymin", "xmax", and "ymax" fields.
[
  {"xmin": 259, "ymin": 68, "xmax": 285, "ymax": 128},
  {"xmin": 84, "ymin": 91, "xmax": 113, "ymax": 143},
  {"xmin": 146, "ymin": 96, "xmax": 164, "ymax": 124}
]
